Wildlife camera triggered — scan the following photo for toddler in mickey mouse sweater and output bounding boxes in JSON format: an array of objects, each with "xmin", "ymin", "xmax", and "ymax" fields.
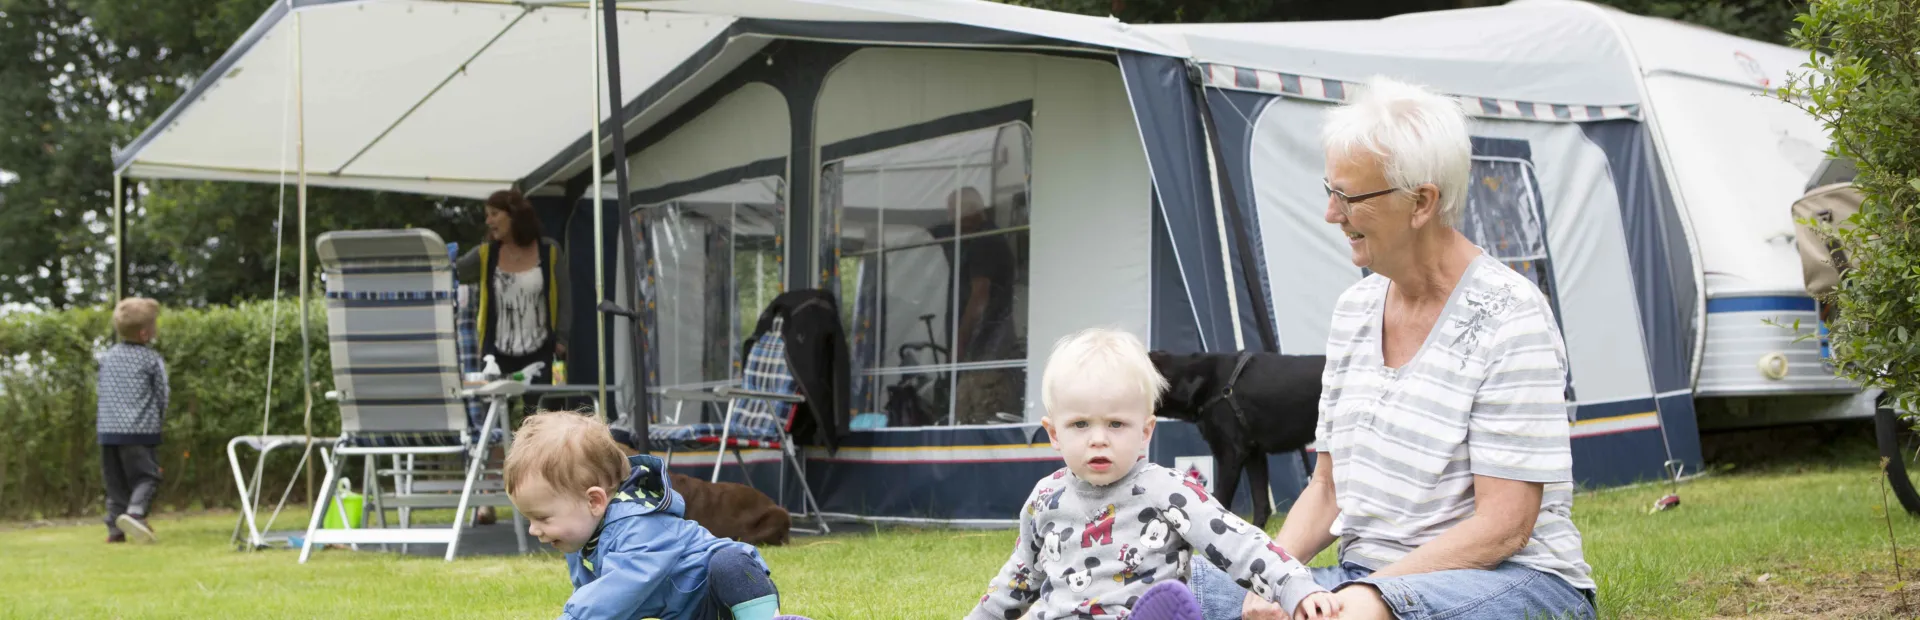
[{"xmin": 968, "ymin": 328, "xmax": 1338, "ymax": 620}]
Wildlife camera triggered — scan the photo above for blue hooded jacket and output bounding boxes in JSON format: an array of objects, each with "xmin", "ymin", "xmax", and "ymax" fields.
[{"xmin": 561, "ymin": 454, "xmax": 766, "ymax": 620}]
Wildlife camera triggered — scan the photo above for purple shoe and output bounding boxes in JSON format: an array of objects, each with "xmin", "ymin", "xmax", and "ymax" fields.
[{"xmin": 1132, "ymin": 580, "xmax": 1204, "ymax": 620}]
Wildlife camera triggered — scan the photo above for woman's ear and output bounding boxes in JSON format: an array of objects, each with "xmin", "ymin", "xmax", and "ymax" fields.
[{"xmin": 1409, "ymin": 184, "xmax": 1444, "ymax": 229}]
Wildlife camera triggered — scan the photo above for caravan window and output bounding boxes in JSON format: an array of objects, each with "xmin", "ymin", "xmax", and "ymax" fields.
[
  {"xmin": 819, "ymin": 122, "xmax": 1032, "ymax": 427},
  {"xmin": 1462, "ymin": 157, "xmax": 1561, "ymax": 313},
  {"xmin": 631, "ymin": 176, "xmax": 786, "ymax": 423}
]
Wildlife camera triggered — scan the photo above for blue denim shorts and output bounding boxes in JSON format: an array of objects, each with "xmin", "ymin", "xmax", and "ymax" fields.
[{"xmin": 1191, "ymin": 558, "xmax": 1595, "ymax": 620}]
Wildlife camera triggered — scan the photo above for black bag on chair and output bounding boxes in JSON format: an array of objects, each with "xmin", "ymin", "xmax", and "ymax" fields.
[{"xmin": 743, "ymin": 289, "xmax": 851, "ymax": 452}]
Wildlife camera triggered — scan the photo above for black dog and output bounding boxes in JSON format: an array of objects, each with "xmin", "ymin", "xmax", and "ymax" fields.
[{"xmin": 1148, "ymin": 350, "xmax": 1324, "ymax": 528}]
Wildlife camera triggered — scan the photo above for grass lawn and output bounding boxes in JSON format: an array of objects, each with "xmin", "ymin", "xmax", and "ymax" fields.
[{"xmin": 4, "ymin": 431, "xmax": 1917, "ymax": 619}]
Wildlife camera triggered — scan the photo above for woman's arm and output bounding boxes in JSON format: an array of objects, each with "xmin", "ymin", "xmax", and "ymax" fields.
[
  {"xmin": 1366, "ymin": 475, "xmax": 1541, "ymax": 577},
  {"xmin": 1244, "ymin": 452, "xmax": 1340, "ymax": 620},
  {"xmin": 1274, "ymin": 452, "xmax": 1339, "ymax": 561}
]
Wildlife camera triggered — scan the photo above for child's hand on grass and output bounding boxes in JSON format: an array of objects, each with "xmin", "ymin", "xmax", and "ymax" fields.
[{"xmin": 1293, "ymin": 591, "xmax": 1342, "ymax": 620}]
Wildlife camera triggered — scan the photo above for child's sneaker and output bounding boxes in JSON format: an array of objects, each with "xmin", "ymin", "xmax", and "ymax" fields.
[
  {"xmin": 106, "ymin": 533, "xmax": 127, "ymax": 544},
  {"xmin": 116, "ymin": 514, "xmax": 157, "ymax": 543},
  {"xmin": 1130, "ymin": 580, "xmax": 1204, "ymax": 620}
]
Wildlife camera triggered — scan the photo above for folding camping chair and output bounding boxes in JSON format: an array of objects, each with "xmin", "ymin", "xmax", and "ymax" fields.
[
  {"xmin": 653, "ymin": 316, "xmax": 831, "ymax": 534},
  {"xmin": 298, "ymin": 229, "xmax": 526, "ymax": 562}
]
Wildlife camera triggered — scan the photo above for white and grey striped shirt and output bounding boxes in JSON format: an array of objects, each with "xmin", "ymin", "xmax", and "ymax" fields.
[{"xmin": 1315, "ymin": 253, "xmax": 1594, "ymax": 591}]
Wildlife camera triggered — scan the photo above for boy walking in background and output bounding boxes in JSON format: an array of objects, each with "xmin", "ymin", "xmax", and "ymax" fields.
[{"xmin": 96, "ymin": 297, "xmax": 169, "ymax": 544}]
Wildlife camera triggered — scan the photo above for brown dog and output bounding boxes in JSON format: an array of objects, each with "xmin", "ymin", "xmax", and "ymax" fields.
[
  {"xmin": 667, "ymin": 472, "xmax": 793, "ymax": 547},
  {"xmin": 617, "ymin": 442, "xmax": 792, "ymax": 545}
]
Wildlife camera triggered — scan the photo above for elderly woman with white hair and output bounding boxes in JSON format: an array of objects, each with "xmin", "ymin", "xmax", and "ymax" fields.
[{"xmin": 1188, "ymin": 76, "xmax": 1597, "ymax": 620}]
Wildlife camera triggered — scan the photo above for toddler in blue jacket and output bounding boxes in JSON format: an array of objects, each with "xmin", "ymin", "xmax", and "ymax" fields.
[{"xmin": 506, "ymin": 411, "xmax": 788, "ymax": 620}]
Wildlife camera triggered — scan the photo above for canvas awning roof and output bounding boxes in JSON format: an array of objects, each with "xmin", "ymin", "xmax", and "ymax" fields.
[
  {"xmin": 116, "ymin": 0, "xmax": 1821, "ymax": 200},
  {"xmin": 112, "ymin": 0, "xmax": 1182, "ymax": 199}
]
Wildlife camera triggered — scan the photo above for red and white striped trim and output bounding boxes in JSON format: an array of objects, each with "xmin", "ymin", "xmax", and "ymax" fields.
[{"xmin": 1201, "ymin": 63, "xmax": 1640, "ymax": 123}]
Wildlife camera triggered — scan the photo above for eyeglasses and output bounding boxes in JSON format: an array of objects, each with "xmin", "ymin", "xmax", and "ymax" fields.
[{"xmin": 1323, "ymin": 179, "xmax": 1404, "ymax": 216}]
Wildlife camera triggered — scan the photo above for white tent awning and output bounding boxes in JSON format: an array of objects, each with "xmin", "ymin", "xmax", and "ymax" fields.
[{"xmin": 112, "ymin": 0, "xmax": 1183, "ymax": 198}]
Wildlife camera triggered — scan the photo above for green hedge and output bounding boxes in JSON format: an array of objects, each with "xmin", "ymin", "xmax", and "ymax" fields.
[{"xmin": 0, "ymin": 300, "xmax": 339, "ymax": 521}]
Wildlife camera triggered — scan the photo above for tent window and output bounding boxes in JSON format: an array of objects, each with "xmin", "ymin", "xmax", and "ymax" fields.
[
  {"xmin": 820, "ymin": 122, "xmax": 1033, "ymax": 427},
  {"xmin": 631, "ymin": 176, "xmax": 786, "ymax": 424},
  {"xmin": 1462, "ymin": 156, "xmax": 1562, "ymax": 314}
]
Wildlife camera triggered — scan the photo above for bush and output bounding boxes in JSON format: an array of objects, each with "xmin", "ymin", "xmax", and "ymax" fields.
[
  {"xmin": 0, "ymin": 300, "xmax": 337, "ymax": 521},
  {"xmin": 1779, "ymin": 0, "xmax": 1920, "ymax": 414}
]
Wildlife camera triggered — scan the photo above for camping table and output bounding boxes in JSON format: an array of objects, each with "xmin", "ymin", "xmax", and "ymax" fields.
[
  {"xmin": 520, "ymin": 383, "xmax": 625, "ymax": 419},
  {"xmin": 521, "ymin": 383, "xmax": 640, "ymax": 445}
]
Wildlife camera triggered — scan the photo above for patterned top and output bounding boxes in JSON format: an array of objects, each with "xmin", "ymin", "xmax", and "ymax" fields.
[
  {"xmin": 492, "ymin": 266, "xmax": 549, "ymax": 356},
  {"xmin": 968, "ymin": 462, "xmax": 1325, "ymax": 620},
  {"xmin": 1315, "ymin": 253, "xmax": 1594, "ymax": 590},
  {"xmin": 96, "ymin": 343, "xmax": 169, "ymax": 445}
]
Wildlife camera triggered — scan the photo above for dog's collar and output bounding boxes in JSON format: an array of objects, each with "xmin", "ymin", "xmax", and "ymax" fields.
[{"xmin": 1198, "ymin": 351, "xmax": 1257, "ymax": 432}]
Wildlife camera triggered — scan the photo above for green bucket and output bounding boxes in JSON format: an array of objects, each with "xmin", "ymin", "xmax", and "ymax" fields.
[{"xmin": 322, "ymin": 478, "xmax": 365, "ymax": 530}]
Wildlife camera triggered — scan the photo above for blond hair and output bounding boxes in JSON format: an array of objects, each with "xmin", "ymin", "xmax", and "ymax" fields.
[
  {"xmin": 504, "ymin": 411, "xmax": 629, "ymax": 496},
  {"xmin": 113, "ymin": 298, "xmax": 160, "ymax": 343},
  {"xmin": 1040, "ymin": 327, "xmax": 1167, "ymax": 418}
]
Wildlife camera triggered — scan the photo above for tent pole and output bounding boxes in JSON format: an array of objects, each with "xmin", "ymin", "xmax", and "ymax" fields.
[
  {"xmin": 1199, "ymin": 111, "xmax": 1244, "ymax": 351},
  {"xmin": 294, "ymin": 7, "xmax": 316, "ymax": 503},
  {"xmin": 112, "ymin": 173, "xmax": 124, "ymax": 309},
  {"xmin": 1192, "ymin": 81, "xmax": 1279, "ymax": 355},
  {"xmin": 599, "ymin": 0, "xmax": 641, "ymax": 449},
  {"xmin": 590, "ymin": 0, "xmax": 608, "ymax": 423}
]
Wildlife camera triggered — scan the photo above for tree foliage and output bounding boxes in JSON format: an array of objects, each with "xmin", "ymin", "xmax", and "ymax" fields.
[
  {"xmin": 0, "ymin": 0, "xmax": 480, "ymax": 310},
  {"xmin": 1587, "ymin": 0, "xmax": 1805, "ymax": 45},
  {"xmin": 0, "ymin": 299, "xmax": 336, "ymax": 520},
  {"xmin": 1777, "ymin": 0, "xmax": 1920, "ymax": 413}
]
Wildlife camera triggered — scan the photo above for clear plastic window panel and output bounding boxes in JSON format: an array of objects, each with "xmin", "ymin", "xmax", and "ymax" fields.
[
  {"xmin": 630, "ymin": 177, "xmax": 785, "ymax": 424},
  {"xmin": 821, "ymin": 122, "xmax": 1033, "ymax": 427},
  {"xmin": 1461, "ymin": 158, "xmax": 1558, "ymax": 309}
]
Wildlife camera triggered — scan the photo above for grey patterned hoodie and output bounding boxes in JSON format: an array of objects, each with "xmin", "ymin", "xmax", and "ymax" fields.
[{"xmin": 968, "ymin": 461, "xmax": 1325, "ymax": 620}]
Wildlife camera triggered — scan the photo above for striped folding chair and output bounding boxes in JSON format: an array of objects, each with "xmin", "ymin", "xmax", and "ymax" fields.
[
  {"xmin": 300, "ymin": 229, "xmax": 526, "ymax": 562},
  {"xmin": 652, "ymin": 316, "xmax": 830, "ymax": 534}
]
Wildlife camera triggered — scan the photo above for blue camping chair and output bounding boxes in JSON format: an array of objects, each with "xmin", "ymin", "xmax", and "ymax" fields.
[{"xmin": 651, "ymin": 316, "xmax": 830, "ymax": 534}]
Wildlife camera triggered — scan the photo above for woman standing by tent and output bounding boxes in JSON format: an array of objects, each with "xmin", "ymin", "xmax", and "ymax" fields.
[
  {"xmin": 457, "ymin": 188, "xmax": 572, "ymax": 392},
  {"xmin": 456, "ymin": 189, "xmax": 572, "ymax": 525}
]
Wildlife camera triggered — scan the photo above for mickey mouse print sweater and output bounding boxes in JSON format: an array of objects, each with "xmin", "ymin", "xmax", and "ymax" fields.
[{"xmin": 967, "ymin": 461, "xmax": 1326, "ymax": 620}]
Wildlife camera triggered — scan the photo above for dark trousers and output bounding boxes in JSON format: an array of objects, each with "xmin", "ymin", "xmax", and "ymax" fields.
[
  {"xmin": 102, "ymin": 444, "xmax": 162, "ymax": 535},
  {"xmin": 708, "ymin": 546, "xmax": 779, "ymax": 616}
]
